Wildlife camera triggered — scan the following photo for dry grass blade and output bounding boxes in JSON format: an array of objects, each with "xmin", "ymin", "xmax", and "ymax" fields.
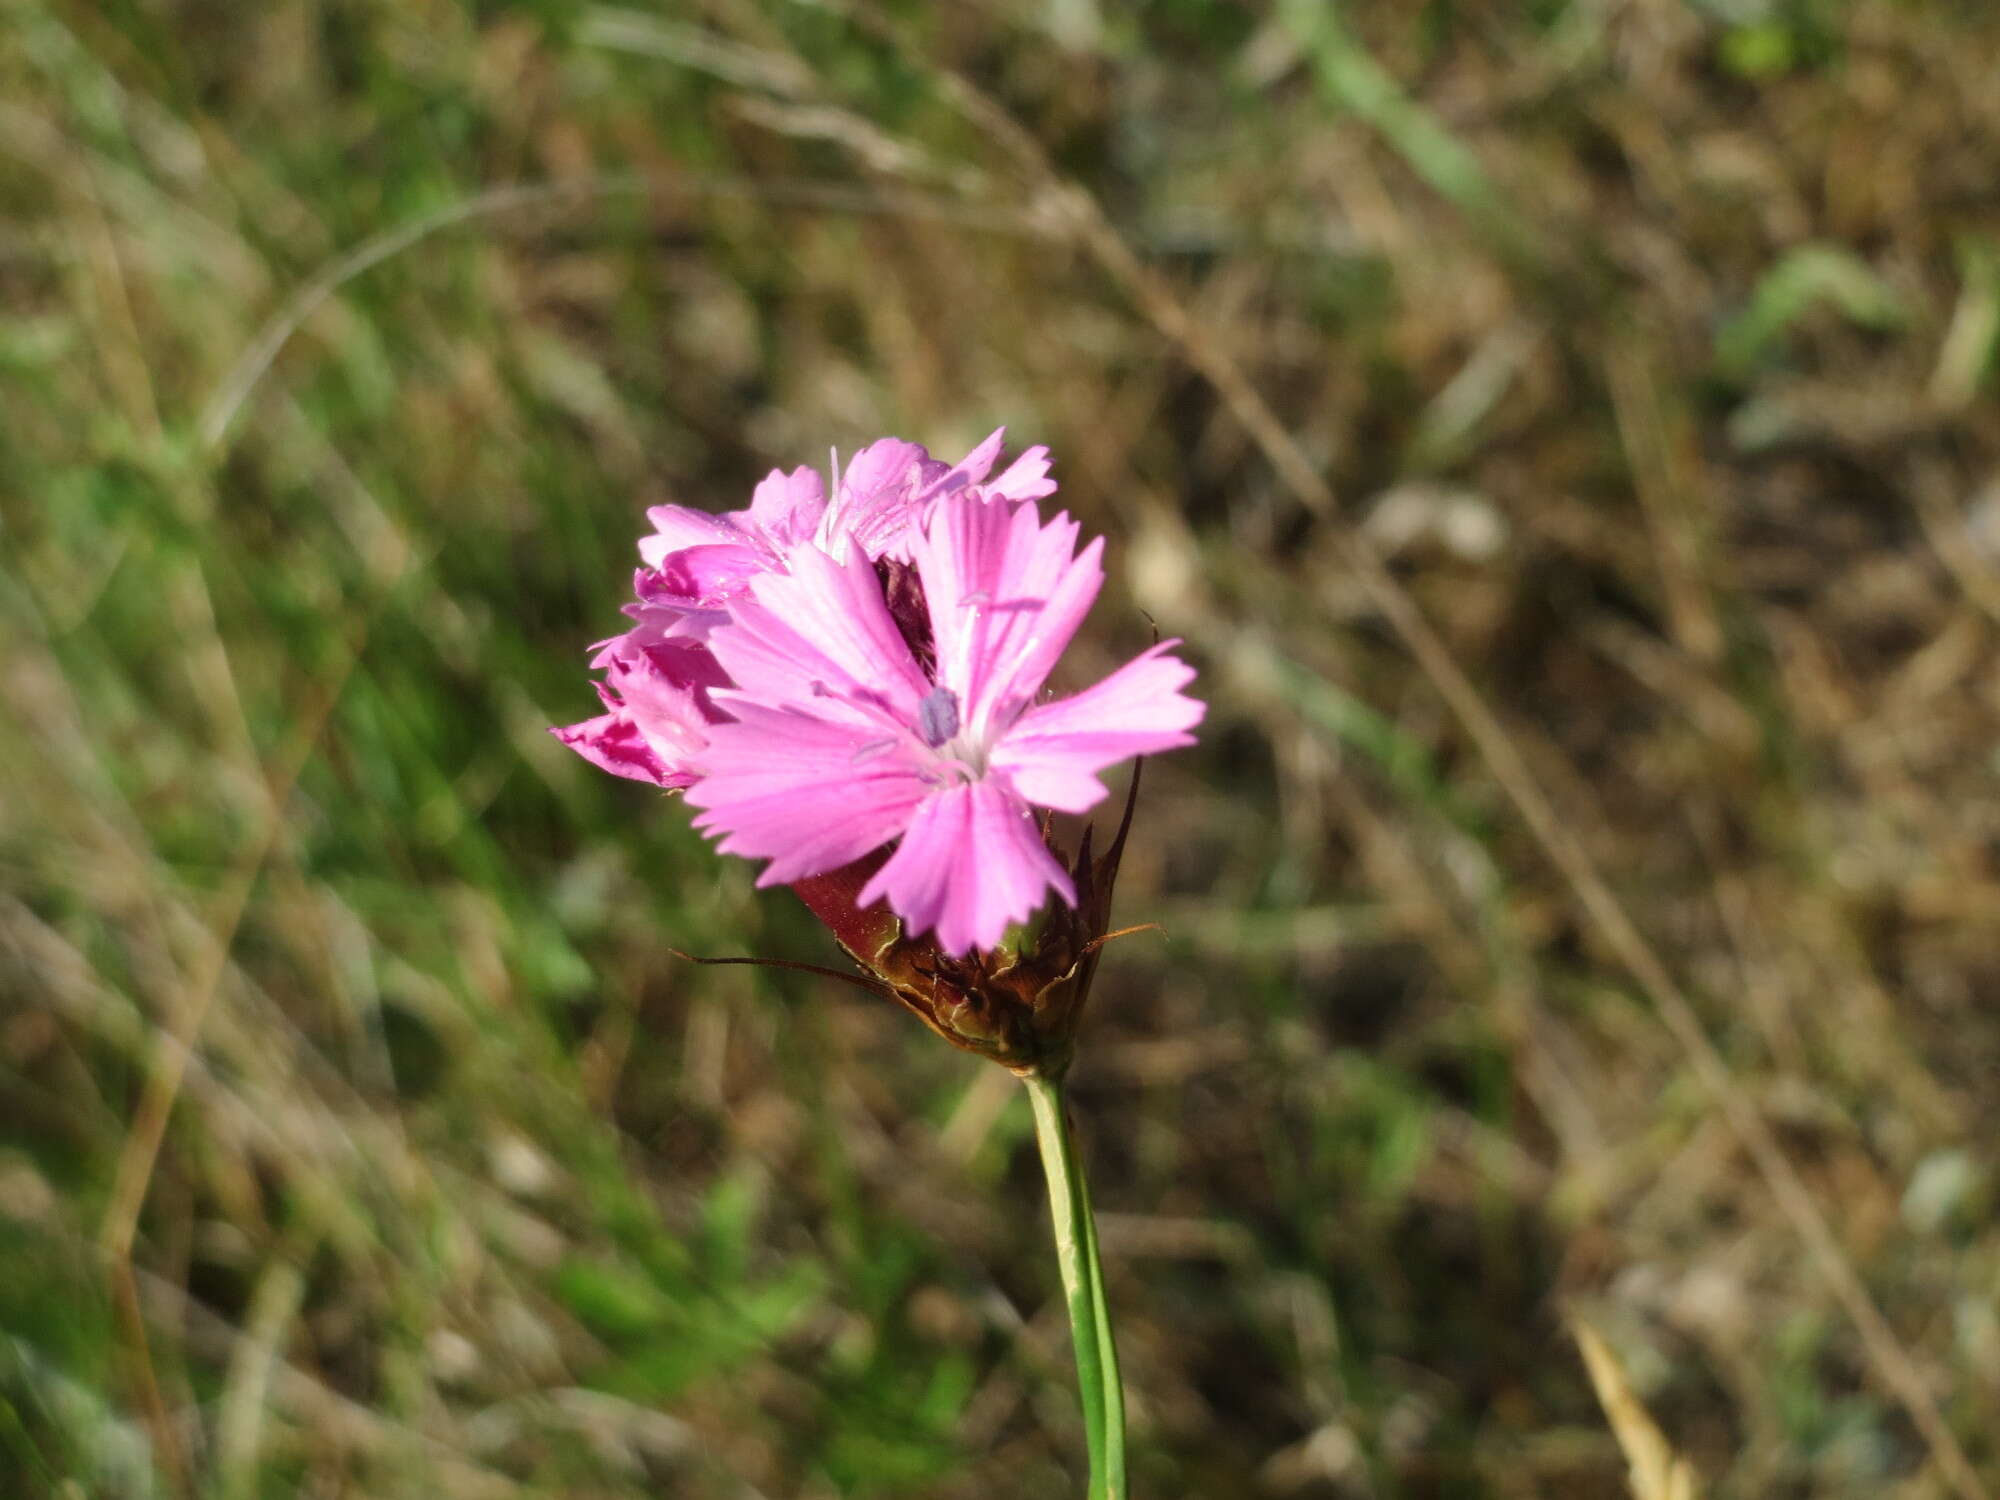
[
  {"xmin": 88, "ymin": 609, "xmax": 378, "ymax": 1498},
  {"xmin": 1571, "ymin": 1317, "xmax": 1702, "ymax": 1500},
  {"xmin": 199, "ymin": 173, "xmax": 1061, "ymax": 451}
]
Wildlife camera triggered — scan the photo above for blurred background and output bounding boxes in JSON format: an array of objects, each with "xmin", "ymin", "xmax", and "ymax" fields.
[{"xmin": 4, "ymin": 1, "xmax": 1998, "ymax": 1495}]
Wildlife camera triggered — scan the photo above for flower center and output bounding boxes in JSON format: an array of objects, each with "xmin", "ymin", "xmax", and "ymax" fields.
[{"xmin": 915, "ymin": 685, "xmax": 995, "ymax": 782}]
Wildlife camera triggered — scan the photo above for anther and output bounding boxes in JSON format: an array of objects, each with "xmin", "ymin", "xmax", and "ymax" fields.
[{"xmin": 916, "ymin": 686, "xmax": 961, "ymax": 748}]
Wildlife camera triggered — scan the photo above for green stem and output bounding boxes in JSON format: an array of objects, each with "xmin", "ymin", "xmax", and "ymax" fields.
[{"xmin": 1023, "ymin": 1072, "xmax": 1127, "ymax": 1500}]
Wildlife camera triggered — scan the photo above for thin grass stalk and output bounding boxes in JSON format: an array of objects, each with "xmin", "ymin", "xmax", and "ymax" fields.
[{"xmin": 1024, "ymin": 1072, "xmax": 1127, "ymax": 1499}]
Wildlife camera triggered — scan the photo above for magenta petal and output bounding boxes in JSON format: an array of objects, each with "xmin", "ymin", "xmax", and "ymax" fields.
[
  {"xmin": 912, "ymin": 494, "xmax": 1097, "ymax": 731},
  {"xmin": 857, "ymin": 780, "xmax": 1076, "ymax": 956},
  {"xmin": 686, "ymin": 703, "xmax": 929, "ymax": 884},
  {"xmin": 550, "ymin": 714, "xmax": 687, "ymax": 788},
  {"xmin": 989, "ymin": 641, "xmax": 1204, "ymax": 812},
  {"xmin": 985, "ymin": 444, "xmax": 1057, "ymax": 501},
  {"xmin": 658, "ymin": 543, "xmax": 764, "ymax": 603},
  {"xmin": 706, "ymin": 543, "xmax": 932, "ymax": 728},
  {"xmin": 838, "ymin": 438, "xmax": 933, "ymax": 504},
  {"xmin": 918, "ymin": 427, "xmax": 1006, "ymax": 501},
  {"xmin": 560, "ymin": 630, "xmax": 728, "ymax": 790},
  {"xmin": 612, "ymin": 647, "xmax": 725, "ymax": 756},
  {"xmin": 624, "ymin": 566, "xmax": 732, "ymax": 644},
  {"xmin": 639, "ymin": 504, "xmax": 747, "ymax": 567},
  {"xmin": 817, "ymin": 437, "xmax": 940, "ymax": 560},
  {"xmin": 981, "ymin": 532, "xmax": 1103, "ymax": 717},
  {"xmin": 746, "ymin": 465, "xmax": 827, "ymax": 550}
]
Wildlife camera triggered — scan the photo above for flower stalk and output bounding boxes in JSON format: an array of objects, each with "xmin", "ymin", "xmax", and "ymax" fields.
[{"xmin": 1024, "ymin": 1071, "xmax": 1127, "ymax": 1500}]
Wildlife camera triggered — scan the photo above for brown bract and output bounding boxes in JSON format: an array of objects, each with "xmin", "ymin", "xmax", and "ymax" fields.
[{"xmin": 781, "ymin": 764, "xmax": 1148, "ymax": 1079}]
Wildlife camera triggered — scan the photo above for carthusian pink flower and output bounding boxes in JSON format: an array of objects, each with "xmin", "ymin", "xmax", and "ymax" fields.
[
  {"xmin": 556, "ymin": 437, "xmax": 1184, "ymax": 1476},
  {"xmin": 684, "ymin": 489, "xmax": 1202, "ymax": 955},
  {"xmin": 554, "ymin": 429, "xmax": 1200, "ymax": 967}
]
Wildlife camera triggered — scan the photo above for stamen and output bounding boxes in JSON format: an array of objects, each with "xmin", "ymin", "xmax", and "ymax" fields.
[{"xmin": 917, "ymin": 686, "xmax": 961, "ymax": 748}]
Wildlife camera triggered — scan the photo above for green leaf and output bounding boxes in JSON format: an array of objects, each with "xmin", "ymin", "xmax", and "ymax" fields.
[
  {"xmin": 1715, "ymin": 243, "xmax": 1906, "ymax": 377},
  {"xmin": 552, "ymin": 1258, "xmax": 675, "ymax": 1340}
]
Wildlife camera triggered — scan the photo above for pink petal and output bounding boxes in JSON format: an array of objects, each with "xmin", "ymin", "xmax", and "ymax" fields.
[
  {"xmin": 989, "ymin": 641, "xmax": 1204, "ymax": 812},
  {"xmin": 817, "ymin": 437, "xmax": 942, "ymax": 559},
  {"xmin": 916, "ymin": 427, "xmax": 1006, "ymax": 501},
  {"xmin": 639, "ymin": 504, "xmax": 747, "ymax": 567},
  {"xmin": 613, "ymin": 644, "xmax": 726, "ymax": 750},
  {"xmin": 705, "ymin": 543, "xmax": 931, "ymax": 731},
  {"xmin": 745, "ymin": 465, "xmax": 826, "ymax": 551},
  {"xmin": 550, "ymin": 713, "xmax": 690, "ymax": 789},
  {"xmin": 839, "ymin": 438, "xmax": 934, "ymax": 503},
  {"xmin": 981, "ymin": 532, "xmax": 1103, "ymax": 722},
  {"xmin": 911, "ymin": 494, "xmax": 1100, "ymax": 733},
  {"xmin": 985, "ymin": 444, "xmax": 1057, "ymax": 502},
  {"xmin": 656, "ymin": 543, "xmax": 764, "ymax": 603},
  {"xmin": 622, "ymin": 567, "xmax": 732, "ymax": 645},
  {"xmin": 556, "ymin": 634, "xmax": 729, "ymax": 789},
  {"xmin": 857, "ymin": 779, "xmax": 1076, "ymax": 956},
  {"xmin": 686, "ymin": 702, "xmax": 930, "ymax": 884}
]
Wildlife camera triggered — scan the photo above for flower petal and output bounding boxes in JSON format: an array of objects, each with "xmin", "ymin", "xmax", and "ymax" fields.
[
  {"xmin": 916, "ymin": 426, "xmax": 1005, "ymax": 502},
  {"xmin": 556, "ymin": 634, "xmax": 729, "ymax": 789},
  {"xmin": 614, "ymin": 643, "xmax": 727, "ymax": 755},
  {"xmin": 655, "ymin": 544, "xmax": 765, "ymax": 604},
  {"xmin": 911, "ymin": 494, "xmax": 1100, "ymax": 734},
  {"xmin": 706, "ymin": 542, "xmax": 932, "ymax": 730},
  {"xmin": 745, "ymin": 465, "xmax": 826, "ymax": 551},
  {"xmin": 817, "ymin": 437, "xmax": 943, "ymax": 560},
  {"xmin": 639, "ymin": 504, "xmax": 748, "ymax": 567},
  {"xmin": 551, "ymin": 712, "xmax": 686, "ymax": 788},
  {"xmin": 989, "ymin": 641, "xmax": 1204, "ymax": 812},
  {"xmin": 621, "ymin": 565, "xmax": 733, "ymax": 644},
  {"xmin": 686, "ymin": 702, "xmax": 929, "ymax": 884},
  {"xmin": 984, "ymin": 443, "xmax": 1057, "ymax": 502},
  {"xmin": 857, "ymin": 779, "xmax": 1076, "ymax": 956}
]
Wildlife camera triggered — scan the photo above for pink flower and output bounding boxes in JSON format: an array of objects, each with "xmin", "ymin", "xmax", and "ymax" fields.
[
  {"xmin": 553, "ymin": 429, "xmax": 1057, "ymax": 783},
  {"xmin": 684, "ymin": 491, "xmax": 1202, "ymax": 956}
]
